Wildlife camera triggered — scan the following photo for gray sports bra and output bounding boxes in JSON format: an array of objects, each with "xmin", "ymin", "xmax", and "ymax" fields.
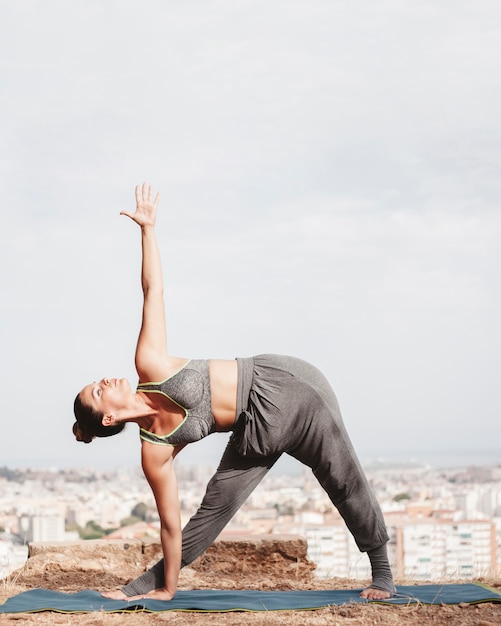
[{"xmin": 138, "ymin": 359, "xmax": 216, "ymax": 446}]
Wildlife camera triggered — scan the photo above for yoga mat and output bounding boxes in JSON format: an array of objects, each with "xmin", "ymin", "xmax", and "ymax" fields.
[{"xmin": 1, "ymin": 584, "xmax": 500, "ymax": 614}]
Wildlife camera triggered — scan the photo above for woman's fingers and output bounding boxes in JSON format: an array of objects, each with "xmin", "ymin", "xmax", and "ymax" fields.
[
  {"xmin": 136, "ymin": 183, "xmax": 157, "ymax": 206},
  {"xmin": 126, "ymin": 184, "xmax": 159, "ymax": 223},
  {"xmin": 142, "ymin": 182, "xmax": 154, "ymax": 203}
]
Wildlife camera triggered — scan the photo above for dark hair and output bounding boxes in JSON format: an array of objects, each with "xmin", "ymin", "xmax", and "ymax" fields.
[{"xmin": 73, "ymin": 393, "xmax": 125, "ymax": 443}]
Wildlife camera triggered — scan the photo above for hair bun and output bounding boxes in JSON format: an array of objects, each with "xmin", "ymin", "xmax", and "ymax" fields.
[{"xmin": 72, "ymin": 421, "xmax": 94, "ymax": 444}]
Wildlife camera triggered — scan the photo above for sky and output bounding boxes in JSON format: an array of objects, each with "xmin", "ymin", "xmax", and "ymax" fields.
[{"xmin": 1, "ymin": 0, "xmax": 500, "ymax": 472}]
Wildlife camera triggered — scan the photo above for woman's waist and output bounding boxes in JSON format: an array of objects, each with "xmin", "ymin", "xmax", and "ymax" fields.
[
  {"xmin": 209, "ymin": 359, "xmax": 239, "ymax": 429},
  {"xmin": 211, "ymin": 354, "xmax": 316, "ymax": 429}
]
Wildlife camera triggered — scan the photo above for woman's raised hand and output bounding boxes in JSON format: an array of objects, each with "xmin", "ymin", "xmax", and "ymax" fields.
[{"xmin": 121, "ymin": 183, "xmax": 160, "ymax": 227}]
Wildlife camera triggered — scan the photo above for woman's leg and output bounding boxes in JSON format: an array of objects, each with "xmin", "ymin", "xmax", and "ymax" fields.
[
  {"xmin": 240, "ymin": 356, "xmax": 389, "ymax": 554},
  {"xmin": 242, "ymin": 356, "xmax": 394, "ymax": 594},
  {"xmin": 283, "ymin": 370, "xmax": 393, "ymax": 593},
  {"xmin": 121, "ymin": 442, "xmax": 281, "ymax": 596}
]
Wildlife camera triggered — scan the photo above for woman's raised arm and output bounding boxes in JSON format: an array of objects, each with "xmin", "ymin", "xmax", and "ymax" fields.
[{"xmin": 121, "ymin": 183, "xmax": 168, "ymax": 377}]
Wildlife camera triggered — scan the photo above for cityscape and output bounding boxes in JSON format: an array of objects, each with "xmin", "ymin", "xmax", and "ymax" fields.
[{"xmin": 1, "ymin": 459, "xmax": 500, "ymax": 582}]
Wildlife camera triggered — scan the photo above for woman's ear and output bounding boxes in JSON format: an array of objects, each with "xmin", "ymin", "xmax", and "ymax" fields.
[{"xmin": 102, "ymin": 414, "xmax": 116, "ymax": 427}]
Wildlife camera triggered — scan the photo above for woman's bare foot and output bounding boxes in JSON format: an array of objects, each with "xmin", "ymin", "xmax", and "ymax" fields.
[
  {"xmin": 360, "ymin": 586, "xmax": 393, "ymax": 600},
  {"xmin": 101, "ymin": 589, "xmax": 128, "ymax": 600}
]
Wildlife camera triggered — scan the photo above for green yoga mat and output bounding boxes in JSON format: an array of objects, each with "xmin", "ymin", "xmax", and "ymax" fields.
[{"xmin": 1, "ymin": 584, "xmax": 500, "ymax": 614}]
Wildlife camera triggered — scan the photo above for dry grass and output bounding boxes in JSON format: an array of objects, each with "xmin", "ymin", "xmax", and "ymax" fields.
[{"xmin": 1, "ymin": 560, "xmax": 500, "ymax": 626}]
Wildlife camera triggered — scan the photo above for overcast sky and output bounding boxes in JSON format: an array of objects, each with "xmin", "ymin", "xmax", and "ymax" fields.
[{"xmin": 1, "ymin": 0, "xmax": 500, "ymax": 472}]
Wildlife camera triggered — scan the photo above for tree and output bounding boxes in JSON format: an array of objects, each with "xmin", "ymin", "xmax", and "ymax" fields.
[
  {"xmin": 120, "ymin": 515, "xmax": 142, "ymax": 527},
  {"xmin": 393, "ymin": 492, "xmax": 411, "ymax": 502},
  {"xmin": 131, "ymin": 502, "xmax": 148, "ymax": 521},
  {"xmin": 80, "ymin": 521, "xmax": 107, "ymax": 540}
]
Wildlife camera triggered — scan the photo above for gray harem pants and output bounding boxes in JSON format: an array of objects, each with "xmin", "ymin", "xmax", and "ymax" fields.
[{"xmin": 122, "ymin": 355, "xmax": 390, "ymax": 595}]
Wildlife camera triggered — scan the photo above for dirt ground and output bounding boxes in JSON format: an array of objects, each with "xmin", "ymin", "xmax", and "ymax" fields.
[{"xmin": 1, "ymin": 552, "xmax": 500, "ymax": 626}]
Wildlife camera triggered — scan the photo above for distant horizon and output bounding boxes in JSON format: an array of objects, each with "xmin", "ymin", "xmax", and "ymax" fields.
[{"xmin": 3, "ymin": 446, "xmax": 500, "ymax": 474}]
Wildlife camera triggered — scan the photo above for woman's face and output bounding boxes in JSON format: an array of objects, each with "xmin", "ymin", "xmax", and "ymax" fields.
[{"xmin": 79, "ymin": 378, "xmax": 131, "ymax": 416}]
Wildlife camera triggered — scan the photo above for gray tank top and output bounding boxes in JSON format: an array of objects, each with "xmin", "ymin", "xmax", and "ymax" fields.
[{"xmin": 138, "ymin": 359, "xmax": 216, "ymax": 446}]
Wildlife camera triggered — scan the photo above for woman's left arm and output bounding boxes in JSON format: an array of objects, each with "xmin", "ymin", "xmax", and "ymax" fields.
[{"xmin": 140, "ymin": 443, "xmax": 182, "ymax": 600}]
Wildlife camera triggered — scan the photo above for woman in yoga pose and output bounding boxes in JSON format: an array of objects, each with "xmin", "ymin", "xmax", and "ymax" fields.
[{"xmin": 73, "ymin": 183, "xmax": 395, "ymax": 601}]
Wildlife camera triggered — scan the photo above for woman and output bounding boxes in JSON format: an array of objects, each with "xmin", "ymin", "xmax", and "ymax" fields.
[{"xmin": 73, "ymin": 184, "xmax": 395, "ymax": 601}]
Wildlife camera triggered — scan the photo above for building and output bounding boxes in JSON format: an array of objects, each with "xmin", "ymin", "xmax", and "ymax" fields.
[
  {"xmin": 274, "ymin": 510, "xmax": 498, "ymax": 580},
  {"xmin": 395, "ymin": 519, "xmax": 497, "ymax": 580},
  {"xmin": 22, "ymin": 514, "xmax": 66, "ymax": 543}
]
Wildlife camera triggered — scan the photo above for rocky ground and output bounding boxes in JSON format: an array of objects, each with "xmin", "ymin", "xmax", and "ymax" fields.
[{"xmin": 0, "ymin": 537, "xmax": 500, "ymax": 626}]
